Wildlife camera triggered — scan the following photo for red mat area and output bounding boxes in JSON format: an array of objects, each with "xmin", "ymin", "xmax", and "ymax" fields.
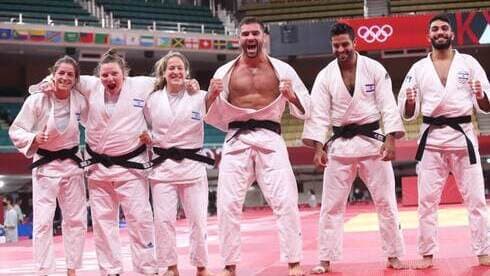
[{"xmin": 1, "ymin": 204, "xmax": 489, "ymax": 275}]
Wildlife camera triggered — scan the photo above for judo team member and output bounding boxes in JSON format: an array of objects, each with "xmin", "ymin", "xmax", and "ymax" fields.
[
  {"xmin": 140, "ymin": 51, "xmax": 213, "ymax": 276},
  {"xmin": 33, "ymin": 49, "xmax": 158, "ymax": 275},
  {"xmin": 205, "ymin": 16, "xmax": 310, "ymax": 276},
  {"xmin": 302, "ymin": 22, "xmax": 407, "ymax": 274},
  {"xmin": 398, "ymin": 14, "xmax": 490, "ymax": 269},
  {"xmin": 10, "ymin": 56, "xmax": 87, "ymax": 276}
]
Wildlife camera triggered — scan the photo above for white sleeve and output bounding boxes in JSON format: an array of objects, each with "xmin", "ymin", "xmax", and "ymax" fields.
[
  {"xmin": 467, "ymin": 56, "xmax": 490, "ymax": 114},
  {"xmin": 8, "ymin": 95, "xmax": 43, "ymax": 158},
  {"xmin": 28, "ymin": 75, "xmax": 52, "ymax": 94},
  {"xmin": 301, "ymin": 69, "xmax": 330, "ymax": 147},
  {"xmin": 76, "ymin": 75, "xmax": 102, "ymax": 97},
  {"xmin": 129, "ymin": 76, "xmax": 156, "ymax": 98},
  {"xmin": 398, "ymin": 64, "xmax": 421, "ymax": 121},
  {"xmin": 374, "ymin": 65, "xmax": 405, "ymax": 138},
  {"xmin": 287, "ymin": 66, "xmax": 311, "ymax": 120}
]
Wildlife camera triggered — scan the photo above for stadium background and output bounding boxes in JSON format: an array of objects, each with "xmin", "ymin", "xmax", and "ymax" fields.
[{"xmin": 0, "ymin": 0, "xmax": 489, "ymax": 225}]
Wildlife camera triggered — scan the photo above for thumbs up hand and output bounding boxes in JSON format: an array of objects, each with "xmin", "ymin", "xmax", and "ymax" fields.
[{"xmin": 35, "ymin": 125, "xmax": 49, "ymax": 145}]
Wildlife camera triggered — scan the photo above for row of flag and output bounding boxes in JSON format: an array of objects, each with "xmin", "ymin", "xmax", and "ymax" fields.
[{"xmin": 0, "ymin": 28, "xmax": 239, "ymax": 50}]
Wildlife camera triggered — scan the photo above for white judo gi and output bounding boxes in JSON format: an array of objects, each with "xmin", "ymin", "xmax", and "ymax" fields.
[
  {"xmin": 205, "ymin": 55, "xmax": 310, "ymax": 265},
  {"xmin": 76, "ymin": 76, "xmax": 157, "ymax": 275},
  {"xmin": 144, "ymin": 88, "xmax": 210, "ymax": 271},
  {"xmin": 9, "ymin": 91, "xmax": 88, "ymax": 274},
  {"xmin": 302, "ymin": 53, "xmax": 406, "ymax": 261},
  {"xmin": 398, "ymin": 50, "xmax": 490, "ymax": 256}
]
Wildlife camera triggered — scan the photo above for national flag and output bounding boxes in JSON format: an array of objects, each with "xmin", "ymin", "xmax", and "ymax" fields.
[
  {"xmin": 185, "ymin": 38, "xmax": 199, "ymax": 49},
  {"xmin": 46, "ymin": 31, "xmax": 62, "ymax": 43},
  {"xmin": 0, "ymin": 29, "xmax": 12, "ymax": 40},
  {"xmin": 213, "ymin": 40, "xmax": 227, "ymax": 50},
  {"xmin": 28, "ymin": 29, "xmax": 45, "ymax": 42},
  {"xmin": 139, "ymin": 35, "xmax": 154, "ymax": 47},
  {"xmin": 157, "ymin": 37, "xmax": 171, "ymax": 48},
  {"xmin": 171, "ymin": 37, "xmax": 184, "ymax": 48},
  {"xmin": 94, "ymin": 33, "xmax": 109, "ymax": 44},
  {"xmin": 12, "ymin": 30, "xmax": 28, "ymax": 40},
  {"xmin": 227, "ymin": 39, "xmax": 239, "ymax": 50},
  {"xmin": 64, "ymin": 32, "xmax": 80, "ymax": 43},
  {"xmin": 80, "ymin": 32, "xmax": 94, "ymax": 43},
  {"xmin": 126, "ymin": 33, "xmax": 139, "ymax": 46},
  {"xmin": 110, "ymin": 33, "xmax": 125, "ymax": 45},
  {"xmin": 199, "ymin": 39, "xmax": 212, "ymax": 49}
]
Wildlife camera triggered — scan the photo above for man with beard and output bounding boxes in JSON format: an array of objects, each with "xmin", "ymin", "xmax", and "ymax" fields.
[
  {"xmin": 302, "ymin": 22, "xmax": 407, "ymax": 274},
  {"xmin": 205, "ymin": 17, "xmax": 310, "ymax": 276},
  {"xmin": 398, "ymin": 14, "xmax": 490, "ymax": 269}
]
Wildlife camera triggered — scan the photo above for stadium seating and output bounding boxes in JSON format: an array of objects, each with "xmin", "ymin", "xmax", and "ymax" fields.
[
  {"xmin": 0, "ymin": 0, "xmax": 100, "ymax": 26},
  {"xmin": 389, "ymin": 0, "xmax": 490, "ymax": 14},
  {"xmin": 238, "ymin": 0, "xmax": 364, "ymax": 23},
  {"xmin": 0, "ymin": 103, "xmax": 19, "ymax": 147},
  {"xmin": 0, "ymin": 103, "xmax": 21, "ymax": 126},
  {"xmin": 95, "ymin": 0, "xmax": 225, "ymax": 33}
]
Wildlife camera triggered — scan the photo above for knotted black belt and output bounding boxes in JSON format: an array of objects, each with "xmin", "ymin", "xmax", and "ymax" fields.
[
  {"xmin": 81, "ymin": 144, "xmax": 151, "ymax": 169},
  {"xmin": 151, "ymin": 147, "xmax": 215, "ymax": 166},
  {"xmin": 227, "ymin": 119, "xmax": 281, "ymax": 142},
  {"xmin": 326, "ymin": 120, "xmax": 385, "ymax": 145},
  {"xmin": 416, "ymin": 115, "xmax": 476, "ymax": 164},
  {"xmin": 30, "ymin": 146, "xmax": 83, "ymax": 169}
]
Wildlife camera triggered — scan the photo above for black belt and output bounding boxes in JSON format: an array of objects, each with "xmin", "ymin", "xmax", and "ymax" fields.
[
  {"xmin": 416, "ymin": 115, "xmax": 476, "ymax": 164},
  {"xmin": 326, "ymin": 121, "xmax": 385, "ymax": 145},
  {"xmin": 227, "ymin": 119, "xmax": 281, "ymax": 142},
  {"xmin": 81, "ymin": 144, "xmax": 151, "ymax": 169},
  {"xmin": 151, "ymin": 147, "xmax": 215, "ymax": 166},
  {"xmin": 30, "ymin": 146, "xmax": 83, "ymax": 169}
]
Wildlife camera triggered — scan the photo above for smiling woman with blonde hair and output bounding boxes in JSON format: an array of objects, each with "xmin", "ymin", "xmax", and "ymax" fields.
[{"xmin": 141, "ymin": 51, "xmax": 213, "ymax": 276}]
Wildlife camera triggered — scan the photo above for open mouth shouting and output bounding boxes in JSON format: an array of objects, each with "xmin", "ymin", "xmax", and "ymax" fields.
[
  {"xmin": 108, "ymin": 83, "xmax": 117, "ymax": 90},
  {"xmin": 245, "ymin": 41, "xmax": 259, "ymax": 57}
]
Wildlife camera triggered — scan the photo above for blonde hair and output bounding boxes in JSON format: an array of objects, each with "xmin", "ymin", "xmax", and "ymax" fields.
[
  {"xmin": 94, "ymin": 48, "xmax": 130, "ymax": 76},
  {"xmin": 153, "ymin": 51, "xmax": 190, "ymax": 92}
]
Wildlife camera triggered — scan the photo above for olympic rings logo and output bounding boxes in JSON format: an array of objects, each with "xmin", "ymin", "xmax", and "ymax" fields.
[{"xmin": 357, "ymin": 25, "xmax": 393, "ymax": 43}]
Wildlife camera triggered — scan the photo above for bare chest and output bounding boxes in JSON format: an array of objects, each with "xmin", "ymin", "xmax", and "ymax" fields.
[
  {"xmin": 341, "ymin": 69, "xmax": 356, "ymax": 96},
  {"xmin": 228, "ymin": 64, "xmax": 280, "ymax": 108},
  {"xmin": 433, "ymin": 60, "xmax": 452, "ymax": 87}
]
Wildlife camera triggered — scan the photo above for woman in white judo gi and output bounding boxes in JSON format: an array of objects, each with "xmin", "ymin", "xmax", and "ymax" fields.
[
  {"xmin": 140, "ymin": 51, "xmax": 213, "ymax": 276},
  {"xmin": 10, "ymin": 55, "xmax": 87, "ymax": 276},
  {"xmin": 398, "ymin": 14, "xmax": 490, "ymax": 269}
]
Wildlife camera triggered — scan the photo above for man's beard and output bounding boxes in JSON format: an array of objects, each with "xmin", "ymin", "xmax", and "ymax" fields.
[{"xmin": 431, "ymin": 37, "xmax": 451, "ymax": 50}]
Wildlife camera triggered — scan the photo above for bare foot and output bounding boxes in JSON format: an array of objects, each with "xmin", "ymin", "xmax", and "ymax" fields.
[
  {"xmin": 196, "ymin": 266, "xmax": 215, "ymax": 276},
  {"xmin": 163, "ymin": 265, "xmax": 179, "ymax": 276},
  {"xmin": 216, "ymin": 265, "xmax": 236, "ymax": 276},
  {"xmin": 478, "ymin": 255, "xmax": 490, "ymax": 266},
  {"xmin": 67, "ymin": 268, "xmax": 76, "ymax": 276},
  {"xmin": 310, "ymin": 260, "xmax": 330, "ymax": 274},
  {"xmin": 412, "ymin": 255, "xmax": 434, "ymax": 269},
  {"xmin": 386, "ymin": 257, "xmax": 409, "ymax": 270},
  {"xmin": 288, "ymin": 262, "xmax": 305, "ymax": 276}
]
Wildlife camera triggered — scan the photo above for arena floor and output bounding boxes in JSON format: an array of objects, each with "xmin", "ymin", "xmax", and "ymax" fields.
[{"xmin": 1, "ymin": 203, "xmax": 489, "ymax": 276}]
